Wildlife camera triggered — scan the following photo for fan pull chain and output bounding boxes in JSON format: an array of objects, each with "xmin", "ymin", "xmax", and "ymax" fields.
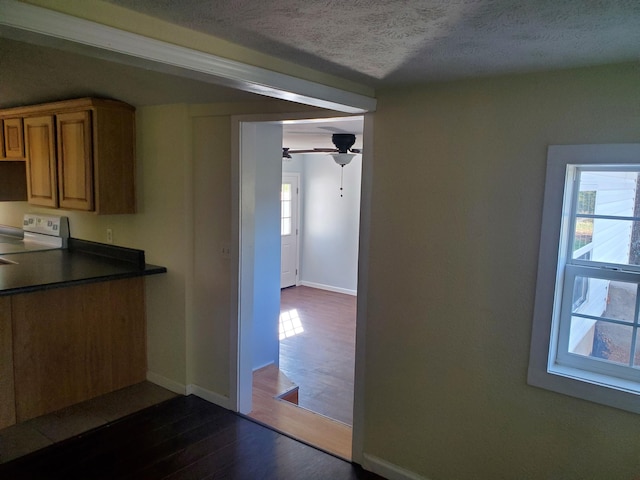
[{"xmin": 340, "ymin": 165, "xmax": 344, "ymax": 197}]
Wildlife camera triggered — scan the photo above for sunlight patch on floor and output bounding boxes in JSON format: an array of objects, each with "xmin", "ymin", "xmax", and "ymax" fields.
[{"xmin": 279, "ymin": 308, "xmax": 304, "ymax": 340}]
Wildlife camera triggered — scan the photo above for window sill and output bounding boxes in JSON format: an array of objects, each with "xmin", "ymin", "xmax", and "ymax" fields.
[{"xmin": 528, "ymin": 363, "xmax": 640, "ymax": 414}]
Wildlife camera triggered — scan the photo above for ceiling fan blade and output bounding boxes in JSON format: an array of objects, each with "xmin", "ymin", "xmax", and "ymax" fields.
[
  {"xmin": 284, "ymin": 147, "xmax": 338, "ymax": 155},
  {"xmin": 283, "ymin": 134, "xmax": 362, "ymax": 158},
  {"xmin": 319, "ymin": 126, "xmax": 350, "ymax": 134}
]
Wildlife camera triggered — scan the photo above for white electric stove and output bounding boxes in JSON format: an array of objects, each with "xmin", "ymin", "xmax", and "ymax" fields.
[{"xmin": 0, "ymin": 214, "xmax": 70, "ymax": 255}]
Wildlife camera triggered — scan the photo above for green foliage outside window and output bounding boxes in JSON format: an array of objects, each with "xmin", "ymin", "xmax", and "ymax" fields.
[{"xmin": 574, "ymin": 190, "xmax": 596, "ymax": 251}]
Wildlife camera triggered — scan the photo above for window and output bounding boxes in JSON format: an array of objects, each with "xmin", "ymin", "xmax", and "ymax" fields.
[
  {"xmin": 281, "ymin": 182, "xmax": 292, "ymax": 236},
  {"xmin": 529, "ymin": 144, "xmax": 640, "ymax": 413}
]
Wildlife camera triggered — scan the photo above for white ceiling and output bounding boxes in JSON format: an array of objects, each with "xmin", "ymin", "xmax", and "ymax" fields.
[
  {"xmin": 0, "ymin": 1, "xmax": 637, "ymax": 140},
  {"xmin": 282, "ymin": 116, "xmax": 364, "ymax": 148}
]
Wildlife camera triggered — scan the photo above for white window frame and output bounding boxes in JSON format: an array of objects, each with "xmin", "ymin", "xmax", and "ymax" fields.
[{"xmin": 528, "ymin": 144, "xmax": 640, "ymax": 414}]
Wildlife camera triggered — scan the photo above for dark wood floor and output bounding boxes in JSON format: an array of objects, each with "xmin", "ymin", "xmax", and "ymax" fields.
[
  {"xmin": 0, "ymin": 395, "xmax": 383, "ymax": 480},
  {"xmin": 279, "ymin": 286, "xmax": 356, "ymax": 425}
]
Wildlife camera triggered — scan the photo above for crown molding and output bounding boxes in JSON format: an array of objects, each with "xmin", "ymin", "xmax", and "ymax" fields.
[{"xmin": 0, "ymin": 0, "xmax": 376, "ymax": 113}]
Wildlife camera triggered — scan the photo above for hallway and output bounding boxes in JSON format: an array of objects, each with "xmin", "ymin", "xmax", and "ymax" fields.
[
  {"xmin": 279, "ymin": 285, "xmax": 356, "ymax": 425},
  {"xmin": 249, "ymin": 286, "xmax": 357, "ymax": 459}
]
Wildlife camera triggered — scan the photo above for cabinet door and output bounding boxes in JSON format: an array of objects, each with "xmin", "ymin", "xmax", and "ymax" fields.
[
  {"xmin": 3, "ymin": 118, "xmax": 25, "ymax": 159},
  {"xmin": 12, "ymin": 278, "xmax": 146, "ymax": 422},
  {"xmin": 57, "ymin": 111, "xmax": 94, "ymax": 211},
  {"xmin": 0, "ymin": 296, "xmax": 16, "ymax": 429},
  {"xmin": 24, "ymin": 115, "xmax": 57, "ymax": 207}
]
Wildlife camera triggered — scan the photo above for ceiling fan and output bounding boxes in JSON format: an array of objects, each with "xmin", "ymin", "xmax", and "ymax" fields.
[
  {"xmin": 283, "ymin": 133, "xmax": 361, "ymax": 197},
  {"xmin": 283, "ymin": 133, "xmax": 361, "ymax": 165}
]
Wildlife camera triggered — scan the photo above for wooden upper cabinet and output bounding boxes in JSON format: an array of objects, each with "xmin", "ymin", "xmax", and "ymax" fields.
[
  {"xmin": 91, "ymin": 103, "xmax": 136, "ymax": 214},
  {"xmin": 0, "ymin": 118, "xmax": 28, "ymax": 201},
  {"xmin": 24, "ymin": 115, "xmax": 58, "ymax": 208},
  {"xmin": 1, "ymin": 98, "xmax": 135, "ymax": 214},
  {"xmin": 3, "ymin": 118, "xmax": 25, "ymax": 160},
  {"xmin": 57, "ymin": 111, "xmax": 94, "ymax": 211}
]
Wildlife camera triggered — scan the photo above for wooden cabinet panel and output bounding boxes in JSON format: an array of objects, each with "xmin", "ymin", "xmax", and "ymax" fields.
[
  {"xmin": 0, "ymin": 296, "xmax": 16, "ymax": 429},
  {"xmin": 106, "ymin": 279, "xmax": 147, "ymax": 388},
  {"xmin": 12, "ymin": 278, "xmax": 146, "ymax": 422},
  {"xmin": 93, "ymin": 105, "xmax": 136, "ymax": 214},
  {"xmin": 24, "ymin": 115, "xmax": 57, "ymax": 208},
  {"xmin": 3, "ymin": 118, "xmax": 25, "ymax": 160},
  {"xmin": 57, "ymin": 111, "xmax": 93, "ymax": 211}
]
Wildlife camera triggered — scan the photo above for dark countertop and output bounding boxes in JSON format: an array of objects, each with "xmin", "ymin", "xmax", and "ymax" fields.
[{"xmin": 0, "ymin": 239, "xmax": 166, "ymax": 296}]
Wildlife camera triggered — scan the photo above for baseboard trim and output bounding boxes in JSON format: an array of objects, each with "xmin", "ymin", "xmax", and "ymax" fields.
[
  {"xmin": 146, "ymin": 372, "xmax": 232, "ymax": 410},
  {"xmin": 146, "ymin": 371, "xmax": 187, "ymax": 395},
  {"xmin": 299, "ymin": 281, "xmax": 357, "ymax": 296},
  {"xmin": 187, "ymin": 384, "xmax": 232, "ymax": 410},
  {"xmin": 253, "ymin": 361, "xmax": 275, "ymax": 372},
  {"xmin": 362, "ymin": 454, "xmax": 429, "ymax": 480}
]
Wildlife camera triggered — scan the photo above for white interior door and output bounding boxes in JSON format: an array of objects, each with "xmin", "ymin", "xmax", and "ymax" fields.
[{"xmin": 281, "ymin": 174, "xmax": 299, "ymax": 288}]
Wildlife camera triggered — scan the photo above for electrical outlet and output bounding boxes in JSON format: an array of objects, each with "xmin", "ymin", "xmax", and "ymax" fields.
[
  {"xmin": 221, "ymin": 244, "xmax": 231, "ymax": 259},
  {"xmin": 106, "ymin": 228, "xmax": 113, "ymax": 244}
]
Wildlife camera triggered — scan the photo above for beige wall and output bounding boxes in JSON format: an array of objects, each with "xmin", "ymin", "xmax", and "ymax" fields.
[
  {"xmin": 0, "ymin": 100, "xmax": 316, "ymax": 396},
  {"xmin": 4, "ymin": 22, "xmax": 640, "ymax": 475},
  {"xmin": 189, "ymin": 114, "xmax": 233, "ymax": 396},
  {"xmin": 0, "ymin": 104, "xmax": 192, "ymax": 386},
  {"xmin": 365, "ymin": 62, "xmax": 640, "ymax": 479}
]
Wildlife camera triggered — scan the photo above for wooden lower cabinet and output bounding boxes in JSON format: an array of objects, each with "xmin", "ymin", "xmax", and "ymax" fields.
[
  {"xmin": 0, "ymin": 296, "xmax": 16, "ymax": 429},
  {"xmin": 11, "ymin": 277, "xmax": 146, "ymax": 422}
]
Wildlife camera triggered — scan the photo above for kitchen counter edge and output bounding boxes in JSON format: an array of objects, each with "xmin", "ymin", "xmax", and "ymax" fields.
[{"xmin": 0, "ymin": 239, "xmax": 167, "ymax": 296}]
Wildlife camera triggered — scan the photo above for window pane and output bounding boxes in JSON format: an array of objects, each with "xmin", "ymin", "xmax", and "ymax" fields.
[
  {"xmin": 572, "ymin": 275, "xmax": 589, "ymax": 310},
  {"xmin": 571, "ymin": 277, "xmax": 636, "ymax": 323},
  {"xmin": 573, "ymin": 218, "xmax": 640, "ymax": 265},
  {"xmin": 281, "ymin": 218, "xmax": 291, "ymax": 236},
  {"xmin": 573, "ymin": 218, "xmax": 593, "ymax": 251},
  {"xmin": 578, "ymin": 171, "xmax": 638, "ymax": 217},
  {"xmin": 281, "ymin": 184, "xmax": 291, "ymax": 201},
  {"xmin": 282, "ymin": 200, "xmax": 291, "ymax": 218},
  {"xmin": 634, "ymin": 330, "xmax": 640, "ymax": 368},
  {"xmin": 569, "ymin": 316, "xmax": 634, "ymax": 366},
  {"xmin": 592, "ymin": 320, "xmax": 635, "ymax": 365},
  {"xmin": 573, "ymin": 170, "xmax": 640, "ymax": 264},
  {"xmin": 571, "ymin": 276, "xmax": 609, "ymax": 317},
  {"xmin": 602, "ymin": 280, "xmax": 637, "ymax": 323},
  {"xmin": 576, "ymin": 189, "xmax": 596, "ymax": 215}
]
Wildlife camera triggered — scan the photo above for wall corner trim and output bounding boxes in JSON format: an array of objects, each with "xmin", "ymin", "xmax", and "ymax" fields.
[
  {"xmin": 187, "ymin": 384, "xmax": 232, "ymax": 410},
  {"xmin": 146, "ymin": 371, "xmax": 188, "ymax": 395}
]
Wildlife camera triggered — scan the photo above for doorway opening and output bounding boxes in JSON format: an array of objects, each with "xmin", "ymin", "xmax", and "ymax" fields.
[{"xmin": 234, "ymin": 115, "xmax": 364, "ymax": 460}]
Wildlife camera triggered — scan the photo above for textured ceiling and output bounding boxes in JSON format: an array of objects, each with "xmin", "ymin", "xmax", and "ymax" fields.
[
  {"xmin": 104, "ymin": 0, "xmax": 640, "ymax": 86},
  {"xmin": 1, "ymin": 0, "xmax": 638, "ymax": 130}
]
